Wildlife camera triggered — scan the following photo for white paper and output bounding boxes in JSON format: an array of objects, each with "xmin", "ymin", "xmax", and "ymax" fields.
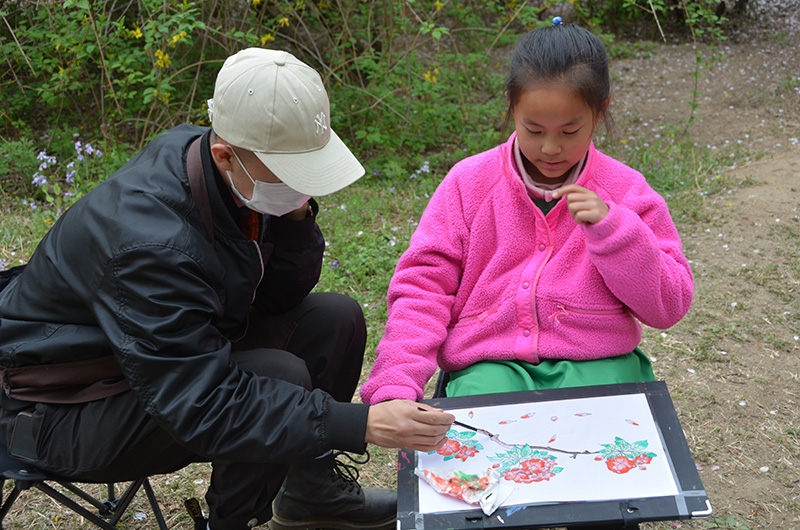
[{"xmin": 417, "ymin": 393, "xmax": 679, "ymax": 514}]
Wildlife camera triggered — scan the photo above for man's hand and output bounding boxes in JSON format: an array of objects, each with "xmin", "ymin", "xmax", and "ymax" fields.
[
  {"xmin": 552, "ymin": 184, "xmax": 609, "ymax": 224},
  {"xmin": 365, "ymin": 400, "xmax": 454, "ymax": 452}
]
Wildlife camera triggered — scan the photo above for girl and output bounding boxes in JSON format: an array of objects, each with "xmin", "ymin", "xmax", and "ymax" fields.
[{"xmin": 361, "ymin": 21, "xmax": 693, "ymax": 404}]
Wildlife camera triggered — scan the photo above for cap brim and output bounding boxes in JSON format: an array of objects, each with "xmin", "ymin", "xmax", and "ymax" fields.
[{"xmin": 253, "ymin": 129, "xmax": 365, "ymax": 196}]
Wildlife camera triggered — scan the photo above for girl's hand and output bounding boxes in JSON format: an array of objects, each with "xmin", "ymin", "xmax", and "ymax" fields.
[{"xmin": 552, "ymin": 184, "xmax": 609, "ymax": 224}]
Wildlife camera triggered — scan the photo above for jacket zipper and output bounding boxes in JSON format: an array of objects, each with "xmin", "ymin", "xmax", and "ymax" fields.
[
  {"xmin": 456, "ymin": 305, "xmax": 499, "ymax": 324},
  {"xmin": 558, "ymin": 303, "xmax": 624, "ymax": 315},
  {"xmin": 234, "ymin": 241, "xmax": 265, "ymax": 343},
  {"xmin": 251, "ymin": 240, "xmax": 264, "ymax": 304},
  {"xmin": 550, "ymin": 303, "xmax": 625, "ymax": 326}
]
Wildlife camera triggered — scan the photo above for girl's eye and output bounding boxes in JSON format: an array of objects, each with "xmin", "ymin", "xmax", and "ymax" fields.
[
  {"xmin": 563, "ymin": 130, "xmax": 579, "ymax": 135},
  {"xmin": 526, "ymin": 129, "xmax": 542, "ymax": 135}
]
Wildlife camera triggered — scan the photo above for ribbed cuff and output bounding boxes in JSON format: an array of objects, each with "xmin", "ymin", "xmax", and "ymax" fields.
[{"xmin": 324, "ymin": 399, "xmax": 369, "ymax": 454}]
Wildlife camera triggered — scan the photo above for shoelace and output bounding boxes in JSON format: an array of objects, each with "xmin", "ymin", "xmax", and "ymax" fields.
[{"xmin": 330, "ymin": 450, "xmax": 371, "ymax": 492}]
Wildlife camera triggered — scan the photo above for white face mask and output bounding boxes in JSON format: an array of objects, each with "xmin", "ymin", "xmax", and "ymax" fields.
[{"xmin": 226, "ymin": 147, "xmax": 310, "ymax": 217}]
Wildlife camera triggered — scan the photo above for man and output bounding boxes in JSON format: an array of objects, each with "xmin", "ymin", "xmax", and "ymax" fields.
[{"xmin": 0, "ymin": 48, "xmax": 454, "ymax": 530}]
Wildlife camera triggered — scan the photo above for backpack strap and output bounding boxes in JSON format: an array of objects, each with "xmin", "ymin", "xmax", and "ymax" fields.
[
  {"xmin": 187, "ymin": 136, "xmax": 215, "ymax": 246},
  {"xmin": 0, "ymin": 356, "xmax": 129, "ymax": 404}
]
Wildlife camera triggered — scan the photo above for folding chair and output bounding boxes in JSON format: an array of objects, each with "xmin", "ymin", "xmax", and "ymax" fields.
[
  {"xmin": 0, "ymin": 432, "xmax": 168, "ymax": 529},
  {"xmin": 432, "ymin": 370, "xmax": 450, "ymax": 399}
]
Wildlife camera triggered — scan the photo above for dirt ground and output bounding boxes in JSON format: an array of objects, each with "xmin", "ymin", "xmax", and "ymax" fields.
[
  {"xmin": 609, "ymin": 38, "xmax": 800, "ymax": 529},
  {"xmin": 359, "ymin": 35, "xmax": 800, "ymax": 530}
]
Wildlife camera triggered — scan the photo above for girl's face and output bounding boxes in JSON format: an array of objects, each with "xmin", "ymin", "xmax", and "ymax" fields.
[{"xmin": 511, "ymin": 80, "xmax": 603, "ymax": 185}]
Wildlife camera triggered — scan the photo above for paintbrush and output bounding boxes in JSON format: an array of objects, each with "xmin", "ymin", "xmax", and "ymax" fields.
[{"xmin": 418, "ymin": 407, "xmax": 499, "ymax": 439}]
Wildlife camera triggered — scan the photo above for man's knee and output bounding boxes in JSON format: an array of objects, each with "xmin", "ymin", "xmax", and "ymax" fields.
[
  {"xmin": 301, "ymin": 292, "xmax": 365, "ymax": 341},
  {"xmin": 307, "ymin": 292, "xmax": 364, "ymax": 325},
  {"xmin": 233, "ymin": 349, "xmax": 312, "ymax": 390}
]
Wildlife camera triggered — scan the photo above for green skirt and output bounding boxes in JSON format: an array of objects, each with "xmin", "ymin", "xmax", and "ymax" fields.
[{"xmin": 445, "ymin": 348, "xmax": 654, "ymax": 398}]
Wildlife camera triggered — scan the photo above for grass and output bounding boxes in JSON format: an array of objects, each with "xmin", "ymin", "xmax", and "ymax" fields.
[
  {"xmin": 0, "ymin": 121, "xmax": 763, "ymax": 528},
  {"xmin": 1, "ymin": 39, "xmax": 796, "ymax": 527}
]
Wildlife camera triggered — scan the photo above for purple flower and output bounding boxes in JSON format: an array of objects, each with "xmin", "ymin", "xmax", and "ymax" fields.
[
  {"xmin": 74, "ymin": 141, "xmax": 82, "ymax": 154},
  {"xmin": 32, "ymin": 173, "xmax": 47, "ymax": 187},
  {"xmin": 65, "ymin": 170, "xmax": 76, "ymax": 183},
  {"xmin": 85, "ymin": 144, "xmax": 94, "ymax": 155},
  {"xmin": 330, "ymin": 260, "xmax": 340, "ymax": 269}
]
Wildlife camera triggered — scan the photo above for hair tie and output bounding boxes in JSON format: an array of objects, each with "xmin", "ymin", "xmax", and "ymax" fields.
[{"xmin": 552, "ymin": 16, "xmax": 562, "ymax": 25}]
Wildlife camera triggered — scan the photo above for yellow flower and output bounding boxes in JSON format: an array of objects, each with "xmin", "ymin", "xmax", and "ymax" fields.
[
  {"xmin": 260, "ymin": 33, "xmax": 275, "ymax": 46},
  {"xmin": 154, "ymin": 49, "xmax": 171, "ymax": 69},
  {"xmin": 279, "ymin": 16, "xmax": 289, "ymax": 27},
  {"xmin": 130, "ymin": 27, "xmax": 142, "ymax": 39},
  {"xmin": 423, "ymin": 69, "xmax": 438, "ymax": 83},
  {"xmin": 434, "ymin": 0, "xmax": 443, "ymax": 10},
  {"xmin": 253, "ymin": 0, "xmax": 261, "ymax": 6},
  {"xmin": 170, "ymin": 30, "xmax": 188, "ymax": 47}
]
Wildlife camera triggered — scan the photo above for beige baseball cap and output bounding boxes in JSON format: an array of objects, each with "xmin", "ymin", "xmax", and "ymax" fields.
[{"xmin": 208, "ymin": 48, "xmax": 364, "ymax": 196}]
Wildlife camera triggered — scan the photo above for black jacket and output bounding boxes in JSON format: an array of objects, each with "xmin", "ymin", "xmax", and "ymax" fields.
[{"xmin": 0, "ymin": 124, "xmax": 368, "ymax": 462}]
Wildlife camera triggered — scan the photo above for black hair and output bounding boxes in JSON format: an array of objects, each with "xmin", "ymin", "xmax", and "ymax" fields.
[{"xmin": 504, "ymin": 23, "xmax": 613, "ymax": 132}]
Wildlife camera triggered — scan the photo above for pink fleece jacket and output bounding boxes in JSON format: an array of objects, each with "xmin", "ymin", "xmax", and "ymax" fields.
[{"xmin": 360, "ymin": 133, "xmax": 694, "ymax": 405}]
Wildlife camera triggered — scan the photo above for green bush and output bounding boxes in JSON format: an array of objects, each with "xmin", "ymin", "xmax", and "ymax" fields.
[
  {"xmin": 0, "ymin": 0, "xmax": 546, "ymax": 164},
  {"xmin": 0, "ymin": 0, "xmax": 732, "ymax": 193}
]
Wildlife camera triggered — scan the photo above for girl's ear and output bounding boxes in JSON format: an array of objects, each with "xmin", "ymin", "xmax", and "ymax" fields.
[{"xmin": 594, "ymin": 97, "xmax": 611, "ymax": 126}]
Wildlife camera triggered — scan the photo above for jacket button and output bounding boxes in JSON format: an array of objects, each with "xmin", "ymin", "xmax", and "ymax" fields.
[
  {"xmin": 538, "ymin": 244, "xmax": 546, "ymax": 251},
  {"xmin": 522, "ymin": 282, "xmax": 530, "ymax": 289},
  {"xmin": 523, "ymin": 329, "xmax": 531, "ymax": 337}
]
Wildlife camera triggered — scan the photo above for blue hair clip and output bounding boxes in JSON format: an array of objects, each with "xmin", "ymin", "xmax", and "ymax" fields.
[{"xmin": 552, "ymin": 16, "xmax": 562, "ymax": 25}]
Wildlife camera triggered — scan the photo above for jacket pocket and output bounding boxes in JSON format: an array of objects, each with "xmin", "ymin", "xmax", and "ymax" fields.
[
  {"xmin": 548, "ymin": 303, "xmax": 625, "ymax": 326},
  {"xmin": 453, "ymin": 304, "xmax": 499, "ymax": 326}
]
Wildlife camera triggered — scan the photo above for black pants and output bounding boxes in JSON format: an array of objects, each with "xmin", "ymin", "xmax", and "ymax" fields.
[{"xmin": 0, "ymin": 292, "xmax": 367, "ymax": 529}]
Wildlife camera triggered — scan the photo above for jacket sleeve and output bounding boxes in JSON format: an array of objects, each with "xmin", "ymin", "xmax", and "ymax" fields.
[
  {"xmin": 252, "ymin": 200, "xmax": 324, "ymax": 314},
  {"xmin": 360, "ymin": 175, "xmax": 467, "ymax": 405},
  {"xmin": 582, "ymin": 182, "xmax": 694, "ymax": 329},
  {"xmin": 94, "ymin": 244, "xmax": 366, "ymax": 462}
]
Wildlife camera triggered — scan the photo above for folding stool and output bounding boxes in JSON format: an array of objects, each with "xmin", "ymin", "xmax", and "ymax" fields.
[{"xmin": 0, "ymin": 433, "xmax": 168, "ymax": 529}]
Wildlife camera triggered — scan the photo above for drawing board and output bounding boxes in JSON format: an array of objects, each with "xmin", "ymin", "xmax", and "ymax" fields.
[{"xmin": 397, "ymin": 381, "xmax": 711, "ymax": 529}]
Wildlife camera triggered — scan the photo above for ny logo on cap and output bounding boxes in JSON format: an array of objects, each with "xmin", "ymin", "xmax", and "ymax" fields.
[{"xmin": 314, "ymin": 112, "xmax": 328, "ymax": 136}]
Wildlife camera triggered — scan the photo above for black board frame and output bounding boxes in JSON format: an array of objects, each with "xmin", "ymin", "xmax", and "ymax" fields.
[{"xmin": 397, "ymin": 381, "xmax": 712, "ymax": 529}]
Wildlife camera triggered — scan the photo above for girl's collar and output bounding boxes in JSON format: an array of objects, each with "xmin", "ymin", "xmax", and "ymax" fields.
[{"xmin": 512, "ymin": 137, "xmax": 587, "ymax": 202}]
